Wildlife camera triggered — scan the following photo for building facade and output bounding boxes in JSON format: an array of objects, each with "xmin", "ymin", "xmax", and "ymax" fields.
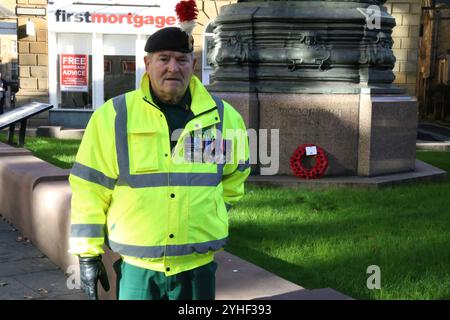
[
  {"xmin": 13, "ymin": 0, "xmax": 235, "ymax": 127},
  {"xmin": 416, "ymin": 0, "xmax": 450, "ymax": 121},
  {"xmin": 3, "ymin": 0, "xmax": 437, "ymax": 127}
]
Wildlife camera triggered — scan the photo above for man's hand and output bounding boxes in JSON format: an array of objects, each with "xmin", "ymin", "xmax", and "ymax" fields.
[{"xmin": 79, "ymin": 256, "xmax": 110, "ymax": 300}]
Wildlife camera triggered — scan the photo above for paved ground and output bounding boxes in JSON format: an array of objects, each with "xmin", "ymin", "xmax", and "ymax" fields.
[{"xmin": 0, "ymin": 217, "xmax": 86, "ymax": 300}]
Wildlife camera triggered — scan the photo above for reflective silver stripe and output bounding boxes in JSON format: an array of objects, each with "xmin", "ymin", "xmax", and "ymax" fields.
[
  {"xmin": 112, "ymin": 94, "xmax": 129, "ymax": 183},
  {"xmin": 169, "ymin": 172, "xmax": 221, "ymax": 187},
  {"xmin": 71, "ymin": 162, "xmax": 117, "ymax": 190},
  {"xmin": 237, "ymin": 159, "xmax": 251, "ymax": 172},
  {"xmin": 115, "ymin": 172, "xmax": 222, "ymax": 188},
  {"xmin": 185, "ymin": 172, "xmax": 221, "ymax": 186},
  {"xmin": 71, "ymin": 224, "xmax": 105, "ymax": 238},
  {"xmin": 108, "ymin": 237, "xmax": 228, "ymax": 258},
  {"xmin": 115, "ymin": 173, "xmax": 168, "ymax": 187}
]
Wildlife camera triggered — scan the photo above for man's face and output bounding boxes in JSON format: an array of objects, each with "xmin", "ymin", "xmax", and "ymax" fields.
[{"xmin": 144, "ymin": 50, "xmax": 196, "ymax": 104}]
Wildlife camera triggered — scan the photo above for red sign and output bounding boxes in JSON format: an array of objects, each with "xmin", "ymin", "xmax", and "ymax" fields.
[{"xmin": 60, "ymin": 54, "xmax": 88, "ymax": 92}]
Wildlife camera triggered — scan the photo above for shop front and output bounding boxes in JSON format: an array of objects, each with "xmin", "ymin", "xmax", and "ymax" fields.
[{"xmin": 47, "ymin": 0, "xmax": 178, "ymax": 128}]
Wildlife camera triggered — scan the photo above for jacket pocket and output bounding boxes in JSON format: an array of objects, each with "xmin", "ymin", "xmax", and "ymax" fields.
[{"xmin": 128, "ymin": 130, "xmax": 159, "ymax": 173}]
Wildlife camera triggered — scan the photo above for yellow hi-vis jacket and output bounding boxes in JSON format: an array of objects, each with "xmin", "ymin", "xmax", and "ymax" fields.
[{"xmin": 69, "ymin": 74, "xmax": 250, "ymax": 275}]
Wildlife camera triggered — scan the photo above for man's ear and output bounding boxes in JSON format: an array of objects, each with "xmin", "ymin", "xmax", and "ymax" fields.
[{"xmin": 144, "ymin": 55, "xmax": 151, "ymax": 68}]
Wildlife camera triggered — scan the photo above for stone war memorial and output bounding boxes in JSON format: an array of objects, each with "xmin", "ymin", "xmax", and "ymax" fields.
[{"xmin": 208, "ymin": 0, "xmax": 421, "ymax": 181}]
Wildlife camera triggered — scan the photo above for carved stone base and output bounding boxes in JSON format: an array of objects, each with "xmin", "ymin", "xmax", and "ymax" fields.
[
  {"xmin": 358, "ymin": 89, "xmax": 418, "ymax": 176},
  {"xmin": 211, "ymin": 90, "xmax": 418, "ymax": 177},
  {"xmin": 208, "ymin": 1, "xmax": 396, "ymax": 93}
]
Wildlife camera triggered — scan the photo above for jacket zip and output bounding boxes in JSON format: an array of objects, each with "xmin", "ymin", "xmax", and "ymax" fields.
[
  {"xmin": 142, "ymin": 96, "xmax": 219, "ymax": 151},
  {"xmin": 143, "ymin": 96, "xmax": 218, "ymax": 124}
]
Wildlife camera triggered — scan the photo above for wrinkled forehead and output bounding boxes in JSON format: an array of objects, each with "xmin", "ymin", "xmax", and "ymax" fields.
[{"xmin": 150, "ymin": 50, "xmax": 193, "ymax": 60}]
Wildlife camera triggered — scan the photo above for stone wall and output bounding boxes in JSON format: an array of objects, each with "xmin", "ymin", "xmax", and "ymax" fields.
[
  {"xmin": 16, "ymin": 0, "xmax": 49, "ymax": 126},
  {"xmin": 386, "ymin": 0, "xmax": 421, "ymax": 97}
]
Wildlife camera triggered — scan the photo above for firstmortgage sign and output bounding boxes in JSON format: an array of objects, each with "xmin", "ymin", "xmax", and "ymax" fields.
[{"xmin": 47, "ymin": 0, "xmax": 179, "ymax": 35}]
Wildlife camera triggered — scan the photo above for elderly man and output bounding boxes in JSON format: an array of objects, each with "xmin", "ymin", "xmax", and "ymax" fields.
[{"xmin": 68, "ymin": 22, "xmax": 250, "ymax": 300}]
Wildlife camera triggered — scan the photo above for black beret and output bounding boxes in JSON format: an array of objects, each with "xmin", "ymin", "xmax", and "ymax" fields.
[{"xmin": 145, "ymin": 27, "xmax": 194, "ymax": 53}]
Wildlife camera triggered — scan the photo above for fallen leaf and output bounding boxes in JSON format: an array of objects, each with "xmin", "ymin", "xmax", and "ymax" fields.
[
  {"xmin": 0, "ymin": 282, "xmax": 8, "ymax": 287},
  {"xmin": 38, "ymin": 288, "xmax": 48, "ymax": 294},
  {"xmin": 23, "ymin": 295, "xmax": 34, "ymax": 300},
  {"xmin": 16, "ymin": 236, "xmax": 23, "ymax": 242}
]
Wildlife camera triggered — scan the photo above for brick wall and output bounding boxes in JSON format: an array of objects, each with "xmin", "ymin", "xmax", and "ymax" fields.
[
  {"xmin": 16, "ymin": 0, "xmax": 49, "ymax": 126},
  {"xmin": 386, "ymin": 0, "xmax": 421, "ymax": 97}
]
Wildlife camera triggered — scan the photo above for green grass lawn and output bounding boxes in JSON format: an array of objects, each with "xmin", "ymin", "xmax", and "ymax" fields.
[
  {"xmin": 228, "ymin": 157, "xmax": 450, "ymax": 300},
  {"xmin": 1, "ymin": 133, "xmax": 449, "ymax": 299}
]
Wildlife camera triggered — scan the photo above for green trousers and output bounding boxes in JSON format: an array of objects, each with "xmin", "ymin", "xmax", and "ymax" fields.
[{"xmin": 116, "ymin": 260, "xmax": 217, "ymax": 300}]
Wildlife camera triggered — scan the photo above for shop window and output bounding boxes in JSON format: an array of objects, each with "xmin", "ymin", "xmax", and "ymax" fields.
[
  {"xmin": 56, "ymin": 33, "xmax": 92, "ymax": 109},
  {"xmin": 57, "ymin": 54, "xmax": 93, "ymax": 109},
  {"xmin": 122, "ymin": 60, "xmax": 136, "ymax": 74},
  {"xmin": 10, "ymin": 40, "xmax": 17, "ymax": 55},
  {"xmin": 104, "ymin": 35, "xmax": 136, "ymax": 101},
  {"xmin": 104, "ymin": 60, "xmax": 112, "ymax": 74},
  {"xmin": 11, "ymin": 61, "xmax": 18, "ymax": 81},
  {"xmin": 437, "ymin": 54, "xmax": 449, "ymax": 86},
  {"xmin": 104, "ymin": 55, "xmax": 135, "ymax": 101}
]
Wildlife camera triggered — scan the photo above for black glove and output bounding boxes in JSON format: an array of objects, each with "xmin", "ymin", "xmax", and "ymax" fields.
[{"xmin": 79, "ymin": 256, "xmax": 110, "ymax": 300}]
